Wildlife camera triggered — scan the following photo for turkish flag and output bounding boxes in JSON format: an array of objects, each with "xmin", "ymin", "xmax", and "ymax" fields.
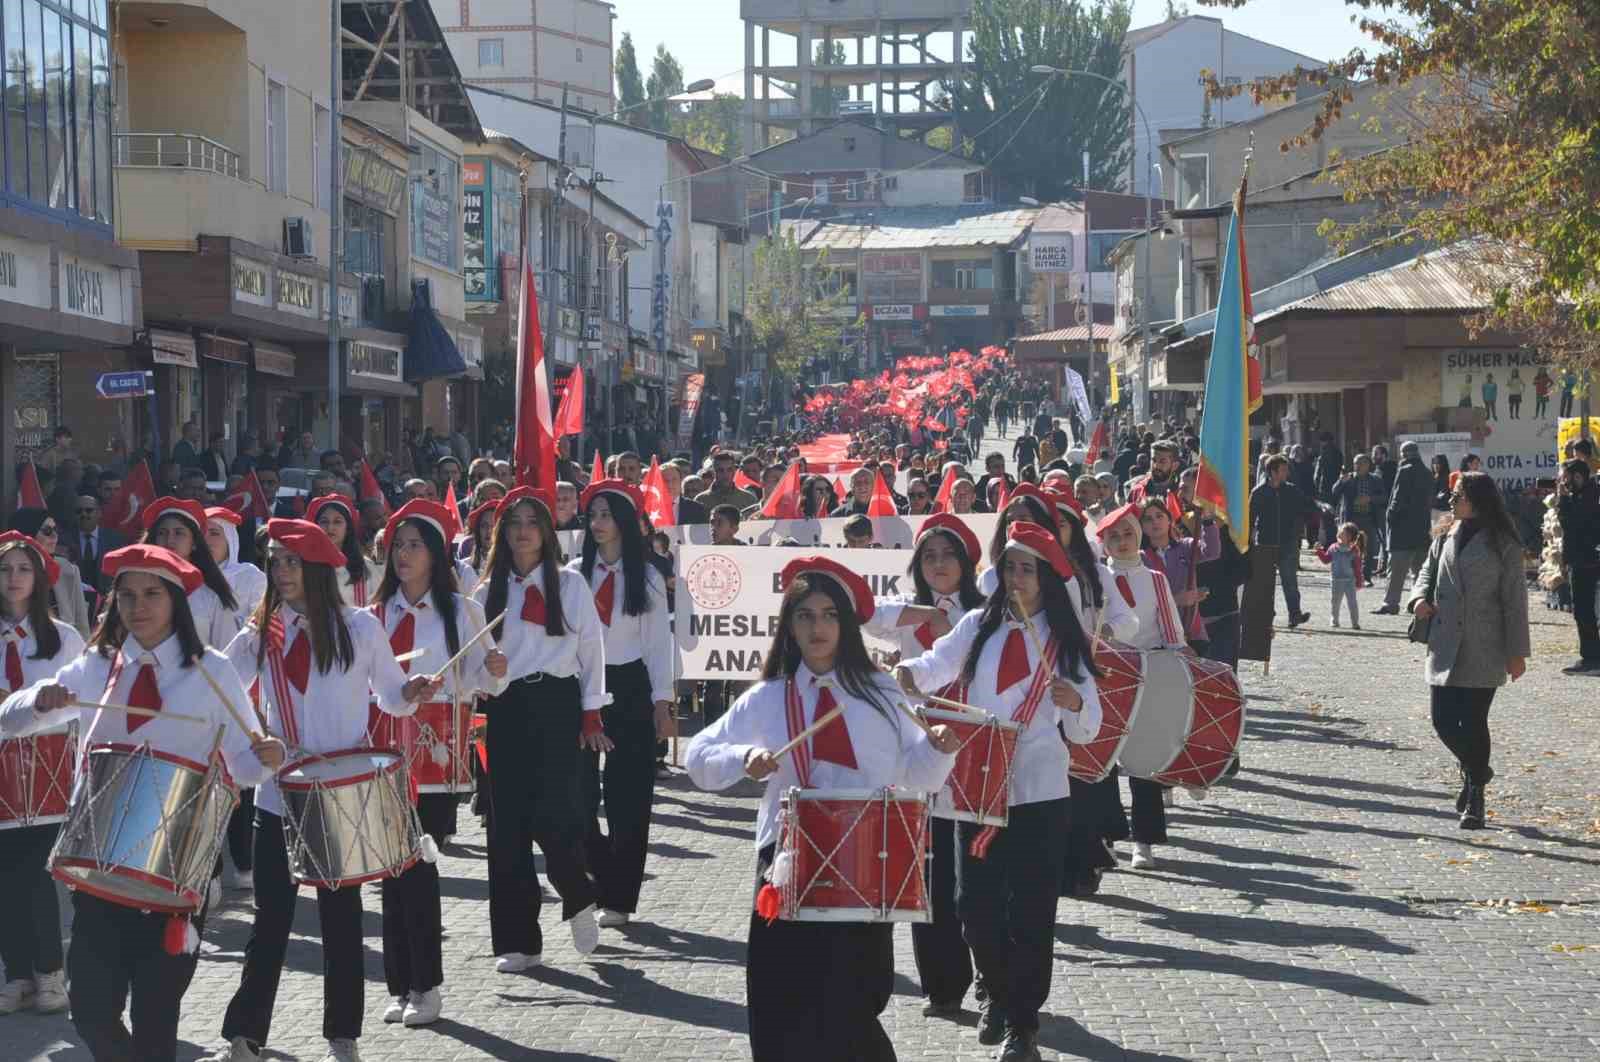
[
  {"xmin": 591, "ymin": 448, "xmax": 605, "ymax": 485},
  {"xmin": 444, "ymin": 479, "xmax": 460, "ymax": 522},
  {"xmin": 734, "ymin": 469, "xmax": 761, "ymax": 492},
  {"xmin": 1086, "ymin": 420, "xmax": 1109, "ymax": 467},
  {"xmin": 357, "ymin": 461, "xmax": 390, "ymax": 519},
  {"xmin": 933, "ymin": 465, "xmax": 957, "ymax": 513},
  {"xmin": 867, "ymin": 469, "xmax": 898, "ymax": 517},
  {"xmin": 760, "ymin": 462, "xmax": 803, "ymax": 519},
  {"xmin": 554, "ymin": 364, "xmax": 585, "ymax": 438},
  {"xmin": 641, "ymin": 457, "xmax": 672, "ymax": 527},
  {"xmin": 512, "ymin": 251, "xmax": 558, "ymax": 492},
  {"xmin": 16, "ymin": 461, "xmax": 44, "ymax": 510},
  {"xmin": 103, "ymin": 460, "xmax": 156, "ymax": 537}
]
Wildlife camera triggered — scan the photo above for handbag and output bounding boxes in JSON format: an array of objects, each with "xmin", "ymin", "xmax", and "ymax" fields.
[{"xmin": 1407, "ymin": 536, "xmax": 1445, "ymax": 644}]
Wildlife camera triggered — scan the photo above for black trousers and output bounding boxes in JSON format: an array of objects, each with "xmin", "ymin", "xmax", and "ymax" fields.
[
  {"xmin": 485, "ymin": 675, "xmax": 594, "ymax": 956},
  {"xmin": 957, "ymin": 798, "xmax": 1068, "ymax": 1035},
  {"xmin": 583, "ymin": 660, "xmax": 659, "ymax": 915},
  {"xmin": 1127, "ymin": 776, "xmax": 1168, "ymax": 844},
  {"xmin": 1572, "ymin": 565, "xmax": 1599, "ymax": 664},
  {"xmin": 225, "ymin": 788, "xmax": 255, "ymax": 872},
  {"xmin": 910, "ymin": 815, "xmax": 973, "ymax": 1006},
  {"xmin": 67, "ymin": 892, "xmax": 202, "ymax": 1062},
  {"xmin": 0, "ymin": 823, "xmax": 64, "ymax": 978},
  {"xmin": 379, "ymin": 794, "xmax": 451, "ymax": 996},
  {"xmin": 220, "ymin": 810, "xmax": 364, "ymax": 1046},
  {"xmin": 1430, "ymin": 685, "xmax": 1496, "ymax": 785},
  {"xmin": 747, "ymin": 849, "xmax": 896, "ymax": 1062},
  {"xmin": 1201, "ymin": 614, "xmax": 1242, "ymax": 670},
  {"xmin": 1060, "ymin": 774, "xmax": 1118, "ymax": 895}
]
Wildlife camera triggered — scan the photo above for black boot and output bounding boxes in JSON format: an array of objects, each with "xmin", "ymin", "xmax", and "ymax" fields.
[
  {"xmin": 1459, "ymin": 785, "xmax": 1485, "ymax": 829},
  {"xmin": 1455, "ymin": 764, "xmax": 1470, "ymax": 814}
]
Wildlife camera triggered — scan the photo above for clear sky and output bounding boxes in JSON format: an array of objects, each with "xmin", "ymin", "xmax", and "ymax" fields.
[{"xmin": 611, "ymin": 1, "xmax": 1387, "ymax": 94}]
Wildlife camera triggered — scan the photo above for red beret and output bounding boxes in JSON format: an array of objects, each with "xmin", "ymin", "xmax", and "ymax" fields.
[
  {"xmin": 266, "ymin": 518, "xmax": 345, "ymax": 568},
  {"xmin": 1094, "ymin": 501, "xmax": 1143, "ymax": 540},
  {"xmin": 914, "ymin": 513, "xmax": 981, "ymax": 564},
  {"xmin": 780, "ymin": 555, "xmax": 875, "ymax": 622},
  {"xmin": 498, "ymin": 486, "xmax": 555, "ymax": 522},
  {"xmin": 141, "ymin": 497, "xmax": 206, "ymax": 533},
  {"xmin": 204, "ymin": 506, "xmax": 243, "ymax": 527},
  {"xmin": 101, "ymin": 544, "xmax": 203, "ymax": 595},
  {"xmin": 580, "ymin": 478, "xmax": 645, "ymax": 515},
  {"xmin": 384, "ymin": 499, "xmax": 458, "ymax": 549},
  {"xmin": 305, "ymin": 495, "xmax": 357, "ymax": 528},
  {"xmin": 1005, "ymin": 522, "xmax": 1075, "ymax": 581},
  {"xmin": 466, "ymin": 498, "xmax": 502, "ymax": 533},
  {"xmin": 1002, "ymin": 484, "xmax": 1059, "ymax": 528},
  {"xmin": 0, "ymin": 531, "xmax": 61, "ymax": 586},
  {"xmin": 1046, "ymin": 489, "xmax": 1085, "ymax": 522}
]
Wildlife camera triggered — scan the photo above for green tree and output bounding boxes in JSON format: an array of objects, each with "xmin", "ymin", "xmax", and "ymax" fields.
[
  {"xmin": 814, "ymin": 40, "xmax": 851, "ymax": 115},
  {"xmin": 1200, "ymin": 0, "xmax": 1600, "ymax": 365},
  {"xmin": 944, "ymin": 0, "xmax": 1133, "ymax": 199},
  {"xmin": 746, "ymin": 232, "xmax": 860, "ymax": 379},
  {"xmin": 645, "ymin": 44, "xmax": 685, "ymax": 133},
  {"xmin": 672, "ymin": 93, "xmax": 744, "ymax": 156},
  {"xmin": 614, "ymin": 33, "xmax": 645, "ymax": 127}
]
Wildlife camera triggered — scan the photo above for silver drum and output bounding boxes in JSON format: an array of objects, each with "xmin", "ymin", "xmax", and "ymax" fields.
[
  {"xmin": 278, "ymin": 747, "xmax": 421, "ymax": 889},
  {"xmin": 51, "ymin": 742, "xmax": 238, "ymax": 913}
]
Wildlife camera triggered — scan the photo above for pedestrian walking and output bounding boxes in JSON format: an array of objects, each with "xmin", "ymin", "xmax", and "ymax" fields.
[
  {"xmin": 1317, "ymin": 522, "xmax": 1367, "ymax": 628},
  {"xmin": 1375, "ymin": 442, "xmax": 1436, "ymax": 615},
  {"xmin": 1555, "ymin": 458, "xmax": 1600, "ymax": 673}
]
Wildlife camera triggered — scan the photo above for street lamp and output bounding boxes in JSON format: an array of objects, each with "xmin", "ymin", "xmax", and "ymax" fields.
[{"xmin": 1032, "ymin": 65, "xmax": 1158, "ymax": 424}]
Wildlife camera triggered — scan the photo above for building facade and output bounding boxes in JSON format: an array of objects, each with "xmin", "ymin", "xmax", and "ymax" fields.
[{"xmin": 431, "ymin": 0, "xmax": 615, "ymax": 114}]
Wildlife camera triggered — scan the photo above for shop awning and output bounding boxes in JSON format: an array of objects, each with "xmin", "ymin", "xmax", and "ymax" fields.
[{"xmin": 404, "ymin": 279, "xmax": 467, "ymax": 382}]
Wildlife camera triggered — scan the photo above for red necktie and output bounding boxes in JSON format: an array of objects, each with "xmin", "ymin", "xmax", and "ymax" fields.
[
  {"xmin": 390, "ymin": 611, "xmax": 416, "ymax": 674},
  {"xmin": 913, "ymin": 622, "xmax": 936, "ymax": 651},
  {"xmin": 595, "ymin": 568, "xmax": 616, "ymax": 627},
  {"xmin": 521, "ymin": 582, "xmax": 547, "ymax": 624},
  {"xmin": 810, "ymin": 682, "xmax": 856, "ymax": 770},
  {"xmin": 995, "ymin": 628, "xmax": 1030, "ymax": 694},
  {"xmin": 1116, "ymin": 574, "xmax": 1137, "ymax": 608},
  {"xmin": 4, "ymin": 627, "xmax": 25, "ymax": 692},
  {"xmin": 284, "ymin": 627, "xmax": 311, "ymax": 693},
  {"xmin": 124, "ymin": 657, "xmax": 163, "ymax": 733}
]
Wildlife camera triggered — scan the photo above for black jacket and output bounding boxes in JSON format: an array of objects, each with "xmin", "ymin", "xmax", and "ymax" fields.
[
  {"xmin": 1248, "ymin": 480, "xmax": 1318, "ymax": 549},
  {"xmin": 1557, "ymin": 480, "xmax": 1600, "ymax": 571},
  {"xmin": 1385, "ymin": 456, "xmax": 1436, "ymax": 551}
]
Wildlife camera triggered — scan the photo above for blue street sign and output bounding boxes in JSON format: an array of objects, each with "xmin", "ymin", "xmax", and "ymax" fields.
[{"xmin": 96, "ymin": 371, "xmax": 151, "ymax": 399}]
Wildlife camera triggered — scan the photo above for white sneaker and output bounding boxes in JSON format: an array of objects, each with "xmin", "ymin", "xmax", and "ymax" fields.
[
  {"xmin": 495, "ymin": 952, "xmax": 541, "ymax": 973},
  {"xmin": 232, "ymin": 869, "xmax": 254, "ymax": 892},
  {"xmin": 32, "ymin": 970, "xmax": 67, "ymax": 1013},
  {"xmin": 207, "ymin": 875, "xmax": 223, "ymax": 911},
  {"xmin": 202, "ymin": 1038, "xmax": 262, "ymax": 1062},
  {"xmin": 382, "ymin": 995, "xmax": 408, "ymax": 1023},
  {"xmin": 1183, "ymin": 785, "xmax": 1209, "ymax": 803},
  {"xmin": 321, "ymin": 1038, "xmax": 361, "ymax": 1062},
  {"xmin": 1131, "ymin": 842, "xmax": 1157, "ymax": 869},
  {"xmin": 0, "ymin": 979, "xmax": 35, "ymax": 1014},
  {"xmin": 596, "ymin": 908, "xmax": 629, "ymax": 928},
  {"xmin": 1161, "ymin": 788, "xmax": 1175, "ymax": 807},
  {"xmin": 570, "ymin": 903, "xmax": 600, "ymax": 956},
  {"xmin": 402, "ymin": 987, "xmax": 442, "ymax": 1026}
]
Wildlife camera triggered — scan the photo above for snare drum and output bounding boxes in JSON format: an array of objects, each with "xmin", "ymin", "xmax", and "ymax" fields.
[
  {"xmin": 410, "ymin": 701, "xmax": 474, "ymax": 793},
  {"xmin": 277, "ymin": 748, "xmax": 423, "ymax": 889},
  {"xmin": 775, "ymin": 787, "xmax": 931, "ymax": 923},
  {"xmin": 0, "ymin": 725, "xmax": 77, "ymax": 830},
  {"xmin": 1070, "ymin": 640, "xmax": 1145, "ymax": 783},
  {"xmin": 51, "ymin": 742, "xmax": 238, "ymax": 913},
  {"xmin": 921, "ymin": 708, "xmax": 1018, "ymax": 827},
  {"xmin": 1117, "ymin": 649, "xmax": 1245, "ymax": 788}
]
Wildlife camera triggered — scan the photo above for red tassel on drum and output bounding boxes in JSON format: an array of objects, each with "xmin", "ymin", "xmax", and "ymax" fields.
[
  {"xmin": 163, "ymin": 914, "xmax": 198, "ymax": 956},
  {"xmin": 755, "ymin": 883, "xmax": 781, "ymax": 925}
]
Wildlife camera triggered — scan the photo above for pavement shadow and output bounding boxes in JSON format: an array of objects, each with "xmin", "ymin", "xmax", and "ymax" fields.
[
  {"xmin": 404, "ymin": 1018, "xmax": 614, "ymax": 1059},
  {"xmin": 1243, "ymin": 765, "xmax": 1447, "ymax": 801},
  {"xmin": 654, "ymin": 791, "xmax": 759, "ymax": 823},
  {"xmin": 611, "ymin": 918, "xmax": 747, "ymax": 966},
  {"xmin": 1245, "ymin": 706, "xmax": 1368, "ymax": 726},
  {"xmin": 1035, "ymin": 1012, "xmax": 1191, "ymax": 1061},
  {"xmin": 1224, "ymin": 777, "xmax": 1457, "ymax": 821},
  {"xmin": 1241, "ymin": 721, "xmax": 1415, "ymax": 753},
  {"xmin": 650, "ymin": 810, "xmax": 755, "ymax": 842},
  {"xmin": 646, "ymin": 840, "xmax": 717, "ymax": 860},
  {"xmin": 1166, "ymin": 835, "xmax": 1354, "ymax": 871},
  {"xmin": 495, "ymin": 959, "xmax": 751, "ymax": 1036},
  {"xmin": 1092, "ymin": 888, "xmax": 1427, "ymax": 946}
]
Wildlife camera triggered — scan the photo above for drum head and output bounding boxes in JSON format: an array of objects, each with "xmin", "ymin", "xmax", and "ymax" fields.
[{"xmin": 282, "ymin": 749, "xmax": 400, "ymax": 787}]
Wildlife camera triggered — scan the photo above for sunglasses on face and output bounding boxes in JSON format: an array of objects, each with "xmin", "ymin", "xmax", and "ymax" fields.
[{"xmin": 38, "ymin": 525, "xmax": 57, "ymax": 536}]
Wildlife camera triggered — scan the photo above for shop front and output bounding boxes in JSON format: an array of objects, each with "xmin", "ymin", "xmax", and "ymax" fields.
[{"xmin": 343, "ymin": 336, "xmax": 416, "ymax": 465}]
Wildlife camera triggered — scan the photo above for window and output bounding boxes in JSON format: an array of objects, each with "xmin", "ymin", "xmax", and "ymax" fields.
[
  {"xmin": 1176, "ymin": 153, "xmax": 1209, "ymax": 209},
  {"xmin": 845, "ymin": 178, "xmax": 859, "ymax": 202},
  {"xmin": 344, "ymin": 197, "xmax": 390, "ymax": 327},
  {"xmin": 409, "ymin": 136, "xmax": 459, "ymax": 270},
  {"xmin": 1087, "ymin": 231, "xmax": 1134, "ymax": 272},
  {"xmin": 266, "ymin": 76, "xmax": 287, "ymax": 193},
  {"xmin": 478, "ymin": 38, "xmax": 504, "ymax": 68},
  {"xmin": 931, "ymin": 258, "xmax": 994, "ymax": 291},
  {"xmin": 812, "ymin": 178, "xmax": 830, "ymax": 204},
  {"xmin": 576, "ymin": 47, "xmax": 583, "ymax": 63},
  {"xmin": 313, "ymin": 103, "xmax": 329, "ymax": 209}
]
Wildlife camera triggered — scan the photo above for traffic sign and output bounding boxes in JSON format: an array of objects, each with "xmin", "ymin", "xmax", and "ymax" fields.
[{"xmin": 96, "ymin": 371, "xmax": 152, "ymax": 399}]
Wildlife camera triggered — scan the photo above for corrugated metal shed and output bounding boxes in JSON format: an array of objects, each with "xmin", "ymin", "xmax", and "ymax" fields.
[
  {"xmin": 1017, "ymin": 323, "xmax": 1115, "ymax": 343},
  {"xmin": 784, "ymin": 205, "xmax": 1043, "ymax": 252},
  {"xmin": 1267, "ymin": 244, "xmax": 1503, "ymax": 316}
]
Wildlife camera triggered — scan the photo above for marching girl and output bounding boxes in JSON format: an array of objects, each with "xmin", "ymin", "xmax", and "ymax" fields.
[
  {"xmin": 371, "ymin": 500, "xmax": 508, "ymax": 1028},
  {"xmin": 0, "ymin": 532, "xmax": 83, "ymax": 1017},
  {"xmin": 1, "ymin": 544, "xmax": 276, "ymax": 1062},
  {"xmin": 142, "ymin": 498, "xmax": 243, "ymax": 648},
  {"xmin": 571, "ymin": 481, "xmax": 675, "ymax": 928},
  {"xmin": 685, "ymin": 556, "xmax": 960, "ymax": 1062},
  {"xmin": 1096, "ymin": 502, "xmax": 1190, "ymax": 871},
  {"xmin": 1139, "ymin": 496, "xmax": 1220, "ymax": 651},
  {"xmin": 1047, "ymin": 491, "xmax": 1136, "ymax": 641},
  {"xmin": 307, "ymin": 495, "xmax": 380, "ymax": 607},
  {"xmin": 207, "ymin": 519, "xmax": 440, "ymax": 1062},
  {"xmin": 896, "ymin": 524, "xmax": 1103, "ymax": 1062},
  {"xmin": 458, "ymin": 499, "xmax": 500, "ymax": 594},
  {"xmin": 862, "ymin": 513, "xmax": 986, "ymax": 1020},
  {"xmin": 976, "ymin": 484, "xmax": 1058, "ymax": 596},
  {"xmin": 469, "ymin": 487, "xmax": 609, "ymax": 971}
]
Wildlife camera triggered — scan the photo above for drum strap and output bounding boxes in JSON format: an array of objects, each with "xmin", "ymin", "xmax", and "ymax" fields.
[
  {"xmin": 969, "ymin": 633, "xmax": 1057, "ymax": 860},
  {"xmin": 1150, "ymin": 570, "xmax": 1184, "ymax": 647},
  {"xmin": 782, "ymin": 676, "xmax": 814, "ymax": 788},
  {"xmin": 262, "ymin": 612, "xmax": 301, "ymax": 746}
]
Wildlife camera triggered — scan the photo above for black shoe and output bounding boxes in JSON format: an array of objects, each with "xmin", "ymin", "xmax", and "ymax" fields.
[
  {"xmin": 1561, "ymin": 659, "xmax": 1600, "ymax": 675},
  {"xmin": 1455, "ymin": 765, "xmax": 1470, "ymax": 814},
  {"xmin": 921, "ymin": 999, "xmax": 962, "ymax": 1019},
  {"xmin": 1371, "ymin": 605, "xmax": 1400, "ymax": 615},
  {"xmin": 1459, "ymin": 785, "xmax": 1486, "ymax": 829},
  {"xmin": 977, "ymin": 1005, "xmax": 1007, "ymax": 1046},
  {"xmin": 997, "ymin": 1030, "xmax": 1042, "ymax": 1062},
  {"xmin": 1288, "ymin": 611, "xmax": 1311, "ymax": 629}
]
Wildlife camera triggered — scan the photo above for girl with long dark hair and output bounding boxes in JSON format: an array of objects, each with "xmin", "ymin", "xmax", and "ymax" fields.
[
  {"xmin": 0, "ymin": 532, "xmax": 82, "ymax": 1017},
  {"xmin": 207, "ymin": 520, "xmax": 438, "ymax": 1062},
  {"xmin": 6, "ymin": 510, "xmax": 89, "ymax": 636},
  {"xmin": 468, "ymin": 487, "xmax": 608, "ymax": 972},
  {"xmin": 139, "ymin": 498, "xmax": 241, "ymax": 648},
  {"xmin": 686, "ymin": 556, "xmax": 959, "ymax": 1062},
  {"xmin": 570, "ymin": 481, "xmax": 675, "ymax": 929},
  {"xmin": 1138, "ymin": 496, "xmax": 1220, "ymax": 647},
  {"xmin": 307, "ymin": 496, "xmax": 378, "ymax": 607},
  {"xmin": 2, "ymin": 544, "xmax": 273, "ymax": 1062},
  {"xmin": 371, "ymin": 500, "xmax": 508, "ymax": 1028},
  {"xmin": 977, "ymin": 484, "xmax": 1058, "ymax": 596},
  {"xmin": 457, "ymin": 499, "xmax": 500, "ymax": 594},
  {"xmin": 1047, "ymin": 492, "xmax": 1136, "ymax": 641},
  {"xmin": 896, "ymin": 523, "xmax": 1103, "ymax": 1061}
]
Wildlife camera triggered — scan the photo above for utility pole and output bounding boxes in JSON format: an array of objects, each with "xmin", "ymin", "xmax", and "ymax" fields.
[
  {"xmin": 549, "ymin": 84, "xmax": 568, "ymax": 362},
  {"xmin": 1083, "ymin": 150, "xmax": 1093, "ymax": 411},
  {"xmin": 327, "ymin": 0, "xmax": 343, "ymax": 454}
]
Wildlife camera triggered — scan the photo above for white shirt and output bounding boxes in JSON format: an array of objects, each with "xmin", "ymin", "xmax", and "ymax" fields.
[
  {"xmin": 469, "ymin": 565, "xmax": 608, "ymax": 712},
  {"xmin": 0, "ymin": 618, "xmax": 86, "ymax": 741},
  {"xmin": 222, "ymin": 561, "xmax": 268, "ymax": 622},
  {"xmin": 369, "ymin": 590, "xmax": 506, "ymax": 702},
  {"xmin": 976, "ymin": 566, "xmax": 1138, "ymax": 643},
  {"xmin": 684, "ymin": 662, "xmax": 957, "ymax": 853},
  {"xmin": 190, "ymin": 583, "xmax": 244, "ymax": 649},
  {"xmin": 566, "ymin": 556, "xmax": 675, "ymax": 704},
  {"xmin": 0, "ymin": 633, "xmax": 268, "ymax": 791},
  {"xmin": 455, "ymin": 558, "xmax": 485, "ymax": 597},
  {"xmin": 900, "ymin": 609, "xmax": 1103, "ymax": 808},
  {"xmin": 336, "ymin": 566, "xmax": 381, "ymax": 608},
  {"xmin": 224, "ymin": 605, "xmax": 413, "ymax": 816},
  {"xmin": 1102, "ymin": 559, "xmax": 1187, "ymax": 651}
]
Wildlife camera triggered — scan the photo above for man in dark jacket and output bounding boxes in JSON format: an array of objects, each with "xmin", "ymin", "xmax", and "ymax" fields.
[
  {"xmin": 1556, "ymin": 458, "xmax": 1600, "ymax": 672},
  {"xmin": 1313, "ymin": 433, "xmax": 1344, "ymax": 500},
  {"xmin": 1249, "ymin": 454, "xmax": 1319, "ymax": 627},
  {"xmin": 1329, "ymin": 454, "xmax": 1388, "ymax": 580},
  {"xmin": 1375, "ymin": 441, "xmax": 1437, "ymax": 613}
]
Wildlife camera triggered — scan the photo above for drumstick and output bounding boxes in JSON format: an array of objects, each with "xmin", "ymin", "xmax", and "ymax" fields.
[
  {"xmin": 194, "ymin": 662, "xmax": 264, "ymax": 743},
  {"xmin": 770, "ymin": 703, "xmax": 846, "ymax": 760},
  {"xmin": 394, "ymin": 648, "xmax": 427, "ymax": 665},
  {"xmin": 72, "ymin": 700, "xmax": 206, "ymax": 724},
  {"xmin": 428, "ymin": 611, "xmax": 507, "ymax": 682},
  {"xmin": 921, "ymin": 693, "xmax": 991, "ymax": 718},
  {"xmin": 1011, "ymin": 591, "xmax": 1049, "ymax": 662},
  {"xmin": 895, "ymin": 698, "xmax": 937, "ymax": 738}
]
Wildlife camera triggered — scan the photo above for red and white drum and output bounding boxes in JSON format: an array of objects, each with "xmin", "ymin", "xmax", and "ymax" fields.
[
  {"xmin": 1071, "ymin": 640, "xmax": 1144, "ymax": 783},
  {"xmin": 0, "ymin": 726, "xmax": 77, "ymax": 830},
  {"xmin": 775, "ymin": 787, "xmax": 930, "ymax": 923},
  {"xmin": 922, "ymin": 707, "xmax": 1018, "ymax": 827},
  {"xmin": 1117, "ymin": 649, "xmax": 1245, "ymax": 788},
  {"xmin": 369, "ymin": 701, "xmax": 475, "ymax": 794}
]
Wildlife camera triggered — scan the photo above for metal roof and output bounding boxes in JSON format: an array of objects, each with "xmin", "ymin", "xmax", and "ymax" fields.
[
  {"xmin": 787, "ymin": 205, "xmax": 1044, "ymax": 252},
  {"xmin": 1261, "ymin": 244, "xmax": 1504, "ymax": 317},
  {"xmin": 1017, "ymin": 323, "xmax": 1116, "ymax": 343}
]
